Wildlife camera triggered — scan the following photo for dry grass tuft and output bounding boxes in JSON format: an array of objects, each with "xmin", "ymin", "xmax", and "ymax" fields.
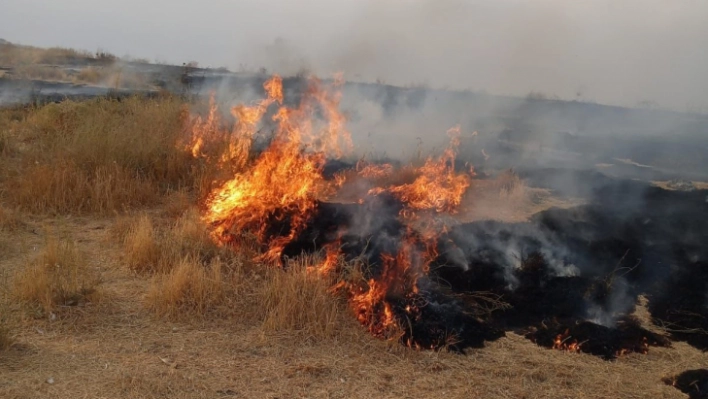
[
  {"xmin": 123, "ymin": 215, "xmax": 164, "ymax": 274},
  {"xmin": 0, "ymin": 279, "xmax": 12, "ymax": 351},
  {"xmin": 260, "ymin": 259, "xmax": 341, "ymax": 340},
  {"xmin": 146, "ymin": 256, "xmax": 241, "ymax": 319},
  {"xmin": 0, "ymin": 42, "xmax": 95, "ymax": 66},
  {"xmin": 74, "ymin": 66, "xmax": 103, "ymax": 84},
  {"xmin": 0, "ymin": 205, "xmax": 24, "ymax": 260},
  {"xmin": 0, "ymin": 322, "xmax": 10, "ymax": 351},
  {"xmin": 496, "ymin": 169, "xmax": 527, "ymax": 199},
  {"xmin": 11, "ymin": 64, "xmax": 68, "ymax": 81},
  {"xmin": 0, "ymin": 204, "xmax": 23, "ymax": 231},
  {"xmin": 6, "ymin": 161, "xmax": 158, "ymax": 214},
  {"xmin": 12, "ymin": 237, "xmax": 100, "ymax": 313},
  {"xmin": 168, "ymin": 208, "xmax": 220, "ymax": 260},
  {"xmin": 122, "ymin": 210, "xmax": 224, "ymax": 274},
  {"xmin": 163, "ymin": 189, "xmax": 193, "ymax": 218}
]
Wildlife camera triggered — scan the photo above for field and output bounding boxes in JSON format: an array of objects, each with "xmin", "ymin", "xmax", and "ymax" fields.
[{"xmin": 0, "ymin": 94, "xmax": 705, "ymax": 399}]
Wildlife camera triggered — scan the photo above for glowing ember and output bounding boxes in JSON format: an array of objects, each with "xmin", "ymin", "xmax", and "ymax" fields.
[{"xmin": 552, "ymin": 329, "xmax": 583, "ymax": 353}]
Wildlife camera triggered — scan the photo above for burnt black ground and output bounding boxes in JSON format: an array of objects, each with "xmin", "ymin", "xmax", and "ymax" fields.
[
  {"xmin": 525, "ymin": 317, "xmax": 671, "ymax": 360},
  {"xmin": 432, "ymin": 169, "xmax": 708, "ymax": 354},
  {"xmin": 665, "ymin": 369, "xmax": 708, "ymax": 399},
  {"xmin": 275, "ymin": 167, "xmax": 708, "ymax": 355}
]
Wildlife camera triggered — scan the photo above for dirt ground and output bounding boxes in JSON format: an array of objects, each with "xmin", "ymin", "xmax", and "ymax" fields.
[{"xmin": 1, "ymin": 207, "xmax": 705, "ymax": 399}]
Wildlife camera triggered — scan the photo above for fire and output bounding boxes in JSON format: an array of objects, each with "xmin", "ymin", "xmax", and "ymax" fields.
[
  {"xmin": 368, "ymin": 126, "xmax": 472, "ymax": 214},
  {"xmin": 347, "ymin": 234, "xmax": 434, "ymax": 343},
  {"xmin": 552, "ymin": 329, "xmax": 583, "ymax": 353},
  {"xmin": 190, "ymin": 75, "xmax": 352, "ymax": 264},
  {"xmin": 356, "ymin": 160, "xmax": 394, "ymax": 179},
  {"xmin": 187, "ymin": 73, "xmax": 476, "ymax": 348}
]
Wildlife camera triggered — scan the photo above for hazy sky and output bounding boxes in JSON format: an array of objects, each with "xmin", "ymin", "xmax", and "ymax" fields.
[{"xmin": 2, "ymin": 0, "xmax": 707, "ymax": 111}]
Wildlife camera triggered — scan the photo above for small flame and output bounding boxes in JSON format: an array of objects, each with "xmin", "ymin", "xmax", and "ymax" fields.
[
  {"xmin": 552, "ymin": 329, "xmax": 582, "ymax": 353},
  {"xmin": 369, "ymin": 126, "xmax": 471, "ymax": 214}
]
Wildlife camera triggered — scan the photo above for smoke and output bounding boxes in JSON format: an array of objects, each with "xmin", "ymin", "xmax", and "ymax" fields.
[{"xmin": 3, "ymin": 0, "xmax": 708, "ymax": 110}]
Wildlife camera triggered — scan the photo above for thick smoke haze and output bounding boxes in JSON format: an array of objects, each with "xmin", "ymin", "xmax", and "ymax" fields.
[{"xmin": 1, "ymin": 0, "xmax": 708, "ymax": 111}]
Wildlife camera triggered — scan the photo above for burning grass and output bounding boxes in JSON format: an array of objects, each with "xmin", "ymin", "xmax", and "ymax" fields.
[{"xmin": 11, "ymin": 236, "xmax": 100, "ymax": 314}]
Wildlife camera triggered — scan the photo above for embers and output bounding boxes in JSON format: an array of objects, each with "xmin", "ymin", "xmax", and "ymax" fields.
[
  {"xmin": 525, "ymin": 317, "xmax": 671, "ymax": 360},
  {"xmin": 664, "ymin": 369, "xmax": 708, "ymax": 399}
]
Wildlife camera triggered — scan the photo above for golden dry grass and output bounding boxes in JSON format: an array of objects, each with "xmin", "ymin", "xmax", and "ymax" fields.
[
  {"xmin": 0, "ymin": 42, "xmax": 93, "ymax": 66},
  {"xmin": 121, "ymin": 209, "xmax": 225, "ymax": 275},
  {"xmin": 0, "ymin": 96, "xmax": 200, "ymax": 215},
  {"xmin": 11, "ymin": 236, "xmax": 100, "ymax": 314},
  {"xmin": 123, "ymin": 214, "xmax": 164, "ymax": 274},
  {"xmin": 261, "ymin": 259, "xmax": 341, "ymax": 340},
  {"xmin": 10, "ymin": 64, "xmax": 68, "ymax": 81},
  {"xmin": 146, "ymin": 256, "xmax": 235, "ymax": 319}
]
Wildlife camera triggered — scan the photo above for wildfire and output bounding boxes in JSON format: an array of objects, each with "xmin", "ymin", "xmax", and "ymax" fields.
[
  {"xmin": 187, "ymin": 75, "xmax": 352, "ymax": 264},
  {"xmin": 356, "ymin": 160, "xmax": 394, "ymax": 179},
  {"xmin": 186, "ymin": 73, "xmax": 476, "ymax": 348}
]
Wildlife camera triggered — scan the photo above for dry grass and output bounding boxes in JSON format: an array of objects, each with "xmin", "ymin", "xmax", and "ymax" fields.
[
  {"xmin": 10, "ymin": 64, "xmax": 68, "ymax": 81},
  {"xmin": 0, "ymin": 42, "xmax": 94, "ymax": 66},
  {"xmin": 0, "ymin": 320, "xmax": 10, "ymax": 351},
  {"xmin": 146, "ymin": 256, "xmax": 237, "ymax": 319},
  {"xmin": 11, "ymin": 236, "xmax": 100, "ymax": 314},
  {"xmin": 123, "ymin": 214, "xmax": 164, "ymax": 274},
  {"xmin": 0, "ymin": 96, "xmax": 199, "ymax": 215},
  {"xmin": 261, "ymin": 259, "xmax": 342, "ymax": 340},
  {"xmin": 122, "ymin": 209, "xmax": 225, "ymax": 275},
  {"xmin": 0, "ymin": 204, "xmax": 23, "ymax": 231},
  {"xmin": 495, "ymin": 168, "xmax": 527, "ymax": 199},
  {"xmin": 74, "ymin": 66, "xmax": 103, "ymax": 84},
  {"xmin": 0, "ymin": 274, "xmax": 12, "ymax": 351},
  {"xmin": 0, "ymin": 205, "xmax": 24, "ymax": 261},
  {"xmin": 6, "ymin": 161, "xmax": 158, "ymax": 214}
]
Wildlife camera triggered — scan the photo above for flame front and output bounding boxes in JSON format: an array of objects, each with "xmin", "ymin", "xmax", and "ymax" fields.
[
  {"xmin": 368, "ymin": 126, "xmax": 472, "ymax": 214},
  {"xmin": 186, "ymin": 74, "xmax": 475, "ymax": 348},
  {"xmin": 186, "ymin": 75, "xmax": 352, "ymax": 264}
]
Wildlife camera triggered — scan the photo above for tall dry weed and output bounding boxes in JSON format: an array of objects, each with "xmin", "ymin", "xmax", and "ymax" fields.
[{"xmin": 122, "ymin": 210, "xmax": 224, "ymax": 274}]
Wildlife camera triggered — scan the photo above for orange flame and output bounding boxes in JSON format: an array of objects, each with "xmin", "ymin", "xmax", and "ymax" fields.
[
  {"xmin": 189, "ymin": 74, "xmax": 478, "ymax": 348},
  {"xmin": 193, "ymin": 75, "xmax": 352, "ymax": 264},
  {"xmin": 369, "ymin": 126, "xmax": 471, "ymax": 214},
  {"xmin": 552, "ymin": 329, "xmax": 582, "ymax": 353},
  {"xmin": 356, "ymin": 160, "xmax": 394, "ymax": 179}
]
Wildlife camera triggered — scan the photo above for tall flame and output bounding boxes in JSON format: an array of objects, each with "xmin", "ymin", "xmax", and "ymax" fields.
[
  {"xmin": 188, "ymin": 75, "xmax": 352, "ymax": 264},
  {"xmin": 187, "ymin": 74, "xmax": 476, "ymax": 348}
]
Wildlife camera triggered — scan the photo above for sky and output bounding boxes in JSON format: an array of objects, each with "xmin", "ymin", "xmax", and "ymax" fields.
[{"xmin": 1, "ymin": 0, "xmax": 707, "ymax": 111}]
